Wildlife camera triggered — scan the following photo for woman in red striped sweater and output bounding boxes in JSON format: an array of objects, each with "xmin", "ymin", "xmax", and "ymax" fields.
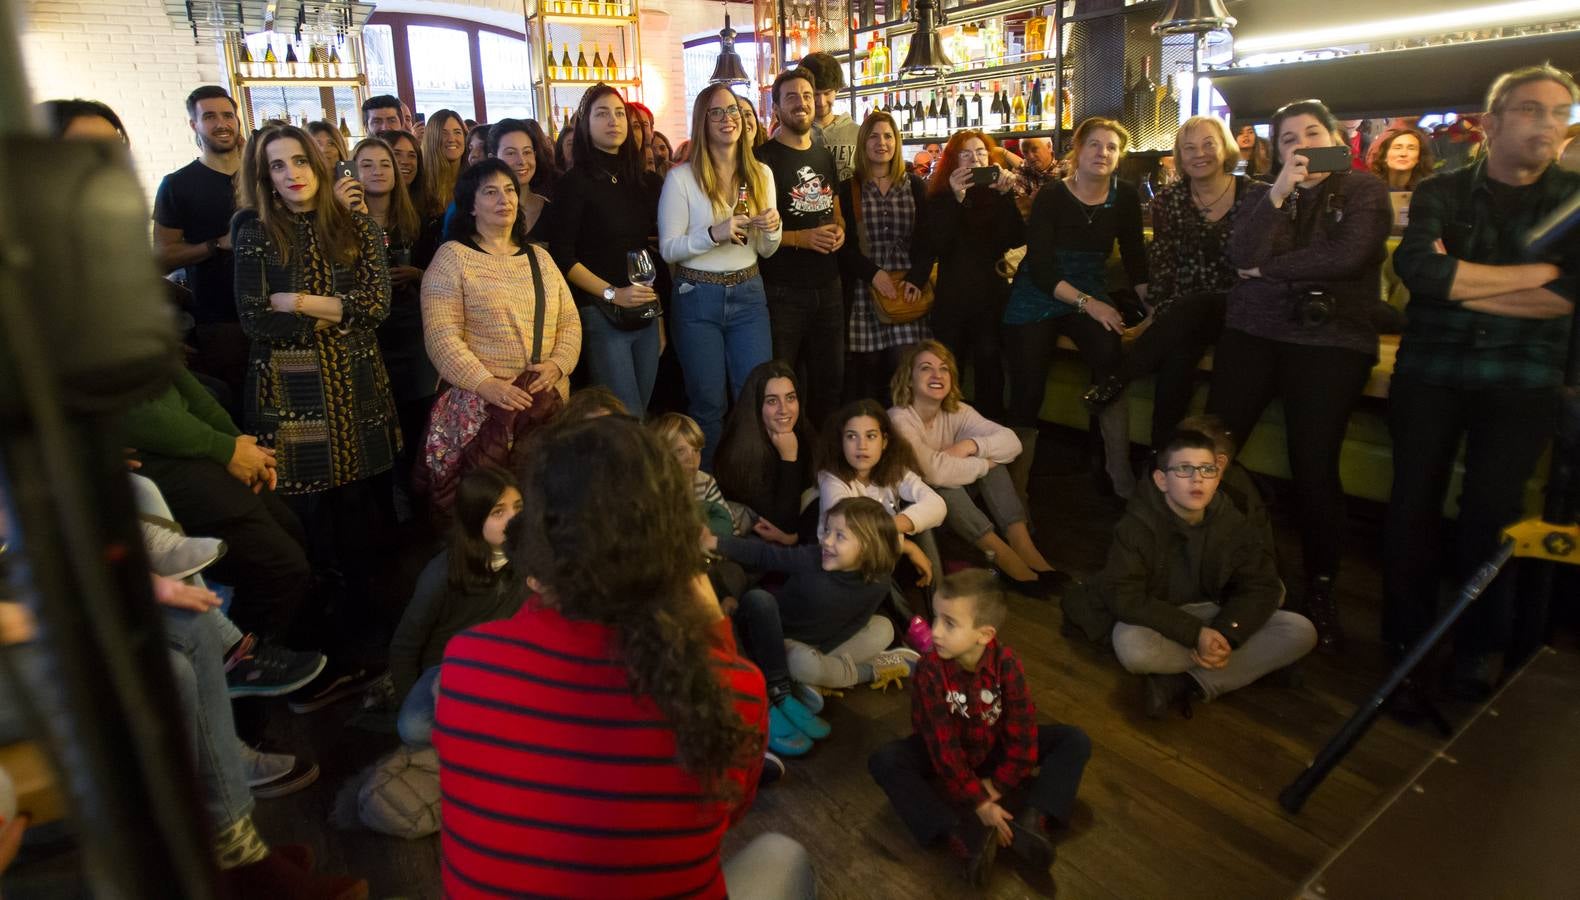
[{"xmin": 433, "ymin": 414, "xmax": 815, "ymax": 899}]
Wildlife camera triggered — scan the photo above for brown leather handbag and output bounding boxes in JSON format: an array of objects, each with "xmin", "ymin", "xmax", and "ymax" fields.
[{"xmin": 852, "ymin": 179, "xmax": 936, "ymax": 325}]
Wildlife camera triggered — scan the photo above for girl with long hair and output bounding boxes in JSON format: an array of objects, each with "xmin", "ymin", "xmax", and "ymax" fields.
[
  {"xmin": 737, "ymin": 94, "xmax": 765, "ymax": 149},
  {"xmin": 714, "ymin": 360, "xmax": 816, "ymax": 544},
  {"xmin": 306, "ymin": 120, "xmax": 348, "ymax": 165},
  {"xmin": 816, "ymin": 398, "xmax": 942, "ymax": 576},
  {"xmin": 376, "ymin": 128, "xmax": 425, "ymax": 214},
  {"xmin": 388, "ymin": 466, "xmax": 524, "ymax": 745},
  {"xmin": 1367, "ymin": 127, "xmax": 1435, "ymax": 191},
  {"xmin": 419, "ymin": 109, "xmax": 467, "ymax": 219},
  {"xmin": 658, "ymin": 84, "xmax": 783, "ymax": 465}
]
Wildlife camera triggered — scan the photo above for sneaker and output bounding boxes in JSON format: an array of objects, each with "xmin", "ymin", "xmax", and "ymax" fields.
[
  {"xmin": 868, "ymin": 648, "xmax": 921, "ymax": 690},
  {"xmin": 139, "ymin": 521, "xmax": 226, "ymax": 580},
  {"xmin": 766, "ymin": 705, "xmax": 812, "ymax": 757},
  {"xmin": 903, "ymin": 615, "xmax": 934, "ymax": 654},
  {"xmin": 1143, "ymin": 672, "xmax": 1196, "ymax": 719},
  {"xmin": 758, "ymin": 751, "xmax": 786, "ymax": 786},
  {"xmin": 227, "ymin": 637, "xmax": 327, "ymax": 698},
  {"xmin": 791, "ymin": 682, "xmax": 825, "ymax": 715},
  {"xmin": 239, "ymin": 743, "xmax": 321, "ymax": 799},
  {"xmin": 218, "ymin": 851, "xmax": 367, "ymax": 900},
  {"xmin": 774, "ymin": 694, "xmax": 830, "ymax": 740},
  {"xmin": 1007, "ymin": 816, "xmax": 1056, "ymax": 870},
  {"xmin": 287, "ymin": 663, "xmax": 384, "ymax": 714}
]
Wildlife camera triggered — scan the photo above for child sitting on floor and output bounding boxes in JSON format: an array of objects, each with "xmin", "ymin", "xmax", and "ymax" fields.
[
  {"xmin": 869, "ymin": 569, "xmax": 1091, "ymax": 885},
  {"xmin": 1161, "ymin": 414, "xmax": 1273, "ymax": 566},
  {"xmin": 704, "ymin": 497, "xmax": 919, "ymax": 757},
  {"xmin": 651, "ymin": 412, "xmax": 749, "ymax": 538},
  {"xmin": 1063, "ymin": 429, "xmax": 1316, "ymax": 718},
  {"xmin": 388, "ymin": 466, "xmax": 526, "ymax": 746}
]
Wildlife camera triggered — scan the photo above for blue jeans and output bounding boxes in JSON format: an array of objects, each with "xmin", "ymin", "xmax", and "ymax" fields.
[
  {"xmin": 165, "ymin": 608, "xmax": 254, "ymax": 832},
  {"xmin": 397, "ymin": 664, "xmax": 441, "ymax": 746},
  {"xmin": 579, "ymin": 305, "xmax": 660, "ymax": 417},
  {"xmin": 671, "ymin": 275, "xmax": 772, "ymax": 466}
]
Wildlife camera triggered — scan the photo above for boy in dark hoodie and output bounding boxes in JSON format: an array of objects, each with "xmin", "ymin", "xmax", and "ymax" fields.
[{"xmin": 1064, "ymin": 429, "xmax": 1316, "ymax": 718}]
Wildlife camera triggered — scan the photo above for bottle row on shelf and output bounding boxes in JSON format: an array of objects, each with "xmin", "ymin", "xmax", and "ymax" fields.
[
  {"xmin": 235, "ymin": 36, "xmax": 356, "ymax": 80},
  {"xmin": 857, "ymin": 77, "xmax": 1073, "ymax": 141},
  {"xmin": 545, "ymin": 43, "xmax": 630, "ymax": 83},
  {"xmin": 856, "ymin": 11, "xmax": 1055, "ymax": 84},
  {"xmin": 537, "ymin": 0, "xmax": 633, "ymax": 18}
]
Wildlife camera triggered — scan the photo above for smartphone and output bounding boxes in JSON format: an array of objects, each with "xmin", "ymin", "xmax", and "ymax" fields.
[
  {"xmin": 413, "ymin": 112, "xmax": 426, "ymax": 126},
  {"xmin": 1295, "ymin": 145, "xmax": 1352, "ymax": 174},
  {"xmin": 970, "ymin": 166, "xmax": 1000, "ymax": 187},
  {"xmin": 334, "ymin": 159, "xmax": 356, "ymax": 182}
]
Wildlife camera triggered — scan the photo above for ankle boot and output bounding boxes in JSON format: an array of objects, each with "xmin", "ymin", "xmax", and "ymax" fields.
[
  {"xmin": 1081, "ymin": 375, "xmax": 1126, "ymax": 415},
  {"xmin": 1306, "ymin": 576, "xmax": 1343, "ymax": 652}
]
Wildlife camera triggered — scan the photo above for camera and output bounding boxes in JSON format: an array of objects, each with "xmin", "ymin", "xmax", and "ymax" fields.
[{"xmin": 1296, "ymin": 288, "xmax": 1336, "ymax": 328}]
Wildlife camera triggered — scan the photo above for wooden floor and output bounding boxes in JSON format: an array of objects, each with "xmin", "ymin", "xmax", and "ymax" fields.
[{"xmin": 239, "ymin": 425, "xmax": 1481, "ymax": 900}]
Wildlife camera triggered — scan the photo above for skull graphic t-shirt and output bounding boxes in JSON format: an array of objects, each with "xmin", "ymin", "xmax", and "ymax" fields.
[{"xmin": 755, "ymin": 138, "xmax": 841, "ymax": 287}]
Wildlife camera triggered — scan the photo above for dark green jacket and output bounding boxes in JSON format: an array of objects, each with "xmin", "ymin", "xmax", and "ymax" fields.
[
  {"xmin": 120, "ymin": 368, "xmax": 240, "ymax": 465},
  {"xmin": 1062, "ymin": 486, "xmax": 1282, "ymax": 649}
]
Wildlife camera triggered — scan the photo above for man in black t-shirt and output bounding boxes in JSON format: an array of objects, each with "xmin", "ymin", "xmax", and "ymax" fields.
[
  {"xmin": 755, "ymin": 68, "xmax": 846, "ymax": 428},
  {"xmin": 153, "ymin": 86, "xmax": 245, "ymax": 403}
]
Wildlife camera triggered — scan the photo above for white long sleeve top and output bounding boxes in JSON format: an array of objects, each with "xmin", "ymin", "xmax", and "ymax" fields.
[
  {"xmin": 658, "ymin": 160, "xmax": 782, "ymax": 272},
  {"xmin": 816, "ymin": 468, "xmax": 947, "ymax": 542}
]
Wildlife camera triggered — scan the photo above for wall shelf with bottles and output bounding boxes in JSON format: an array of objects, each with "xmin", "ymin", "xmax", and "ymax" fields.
[
  {"xmin": 526, "ymin": 0, "xmax": 642, "ymax": 135},
  {"xmin": 223, "ymin": 31, "xmax": 369, "ymax": 135},
  {"xmin": 853, "ymin": 55, "xmax": 1069, "ymax": 94},
  {"xmin": 532, "ymin": 0, "xmax": 638, "ymax": 19}
]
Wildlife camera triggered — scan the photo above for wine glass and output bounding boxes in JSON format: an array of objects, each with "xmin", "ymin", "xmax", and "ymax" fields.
[{"xmin": 627, "ymin": 249, "xmax": 656, "ymax": 288}]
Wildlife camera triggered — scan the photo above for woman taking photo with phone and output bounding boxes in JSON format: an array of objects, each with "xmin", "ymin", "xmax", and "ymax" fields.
[
  {"xmin": 549, "ymin": 84, "xmax": 662, "ymax": 416},
  {"xmin": 658, "ymin": 84, "xmax": 782, "ymax": 466},
  {"xmin": 926, "ymin": 129, "xmax": 1023, "ymax": 420},
  {"xmin": 1206, "ymin": 99, "xmax": 1391, "ymax": 651}
]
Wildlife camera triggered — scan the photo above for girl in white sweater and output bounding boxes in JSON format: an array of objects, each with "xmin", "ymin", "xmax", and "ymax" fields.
[{"xmin": 888, "ymin": 340, "xmax": 1072, "ymax": 597}]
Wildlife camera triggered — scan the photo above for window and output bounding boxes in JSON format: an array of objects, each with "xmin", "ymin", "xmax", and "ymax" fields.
[
  {"xmin": 480, "ymin": 31, "xmax": 536, "ymax": 121},
  {"xmin": 681, "ymin": 34, "xmax": 759, "ymax": 135},
  {"xmin": 368, "ymin": 14, "xmax": 539, "ymax": 125},
  {"xmin": 364, "ymin": 25, "xmax": 399, "ymax": 99},
  {"xmin": 410, "ymin": 25, "xmax": 477, "ymax": 122}
]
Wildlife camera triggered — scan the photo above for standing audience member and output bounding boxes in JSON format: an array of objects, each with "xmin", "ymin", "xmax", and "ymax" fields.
[
  {"xmin": 555, "ymin": 113, "xmax": 577, "ymax": 172},
  {"xmin": 233, "ymin": 124, "xmax": 399, "ymax": 679},
  {"xmin": 888, "ymin": 342, "xmax": 1069, "ymax": 595},
  {"xmin": 434, "ymin": 415, "xmax": 814, "ymax": 900},
  {"xmin": 549, "ymin": 85, "xmax": 662, "ymax": 416},
  {"xmin": 1205, "ymin": 99, "xmax": 1391, "ymax": 651},
  {"xmin": 465, "ymin": 127, "xmax": 488, "ymax": 166},
  {"xmin": 388, "ymin": 466, "xmax": 525, "ymax": 747},
  {"xmin": 756, "ymin": 68, "xmax": 847, "ymax": 429},
  {"xmin": 1367, "ymin": 127, "xmax": 1436, "ymax": 191},
  {"xmin": 153, "ymin": 86, "xmax": 246, "ymax": 400},
  {"xmin": 715, "ymin": 360, "xmax": 816, "ymax": 544},
  {"xmin": 1236, "ymin": 125, "xmax": 1271, "ymax": 178},
  {"xmin": 363, "ymin": 94, "xmax": 403, "ymax": 136},
  {"xmin": 658, "ymin": 84, "xmax": 782, "ymax": 464},
  {"xmin": 1086, "ymin": 115, "xmax": 1252, "ymax": 449},
  {"xmin": 800, "ymin": 51, "xmax": 858, "ymax": 182},
  {"xmin": 651, "ymin": 130, "xmax": 675, "ymax": 177},
  {"xmin": 377, "ymin": 128, "xmax": 426, "ymax": 216},
  {"xmin": 738, "ymin": 94, "xmax": 766, "ymax": 150},
  {"xmin": 419, "ymin": 109, "xmax": 467, "ymax": 220},
  {"xmin": 869, "ymin": 569, "xmax": 1091, "ymax": 886},
  {"xmin": 1003, "ymin": 117, "xmax": 1149, "ymax": 499},
  {"xmin": 1385, "ymin": 65, "xmax": 1580, "ymax": 699},
  {"xmin": 307, "ymin": 121, "xmax": 349, "ymax": 166},
  {"xmin": 927, "ymin": 129, "xmax": 1023, "ymax": 420},
  {"xmin": 837, "ymin": 110, "xmax": 937, "ymax": 404}
]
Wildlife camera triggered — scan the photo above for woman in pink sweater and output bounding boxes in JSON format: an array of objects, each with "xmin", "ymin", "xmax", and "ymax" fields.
[{"xmin": 888, "ymin": 341, "xmax": 1072, "ymax": 598}]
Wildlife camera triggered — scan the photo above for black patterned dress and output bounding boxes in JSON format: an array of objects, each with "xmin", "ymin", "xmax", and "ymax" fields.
[{"xmin": 233, "ymin": 208, "xmax": 399, "ymax": 494}]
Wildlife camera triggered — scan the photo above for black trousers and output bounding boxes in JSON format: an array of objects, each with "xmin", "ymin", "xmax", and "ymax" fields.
[
  {"xmin": 844, "ymin": 346, "xmax": 907, "ymax": 408},
  {"xmin": 869, "ymin": 725, "xmax": 1091, "ymax": 846},
  {"xmin": 135, "ymin": 453, "xmax": 311, "ymax": 644},
  {"xmin": 732, "ymin": 588, "xmax": 791, "ymax": 693},
  {"xmin": 284, "ymin": 477, "xmax": 391, "ymax": 652},
  {"xmin": 1122, "ymin": 292, "xmax": 1226, "ymax": 449},
  {"xmin": 765, "ymin": 278, "xmax": 844, "ymax": 432},
  {"xmin": 1381, "ymin": 375, "xmax": 1559, "ymax": 655},
  {"xmin": 1205, "ymin": 329, "xmax": 1373, "ymax": 582},
  {"xmin": 932, "ymin": 284, "xmax": 1008, "ymax": 421},
  {"xmin": 1003, "ymin": 314, "xmax": 1121, "ymax": 428}
]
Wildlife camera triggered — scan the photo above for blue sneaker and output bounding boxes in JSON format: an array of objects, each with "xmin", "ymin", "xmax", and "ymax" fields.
[
  {"xmin": 792, "ymin": 682, "xmax": 825, "ymax": 715},
  {"xmin": 768, "ymin": 705, "xmax": 812, "ymax": 757},
  {"xmin": 775, "ymin": 694, "xmax": 831, "ymax": 740}
]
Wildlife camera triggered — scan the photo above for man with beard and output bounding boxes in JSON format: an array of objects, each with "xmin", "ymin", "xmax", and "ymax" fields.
[
  {"xmin": 755, "ymin": 67, "xmax": 846, "ymax": 428},
  {"xmin": 153, "ymin": 86, "xmax": 246, "ymax": 402},
  {"xmin": 1385, "ymin": 64, "xmax": 1580, "ymax": 701}
]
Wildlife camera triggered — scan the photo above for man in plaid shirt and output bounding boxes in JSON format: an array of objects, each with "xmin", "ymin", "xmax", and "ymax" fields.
[
  {"xmin": 868, "ymin": 569, "xmax": 1090, "ymax": 885},
  {"xmin": 1384, "ymin": 64, "xmax": 1580, "ymax": 700}
]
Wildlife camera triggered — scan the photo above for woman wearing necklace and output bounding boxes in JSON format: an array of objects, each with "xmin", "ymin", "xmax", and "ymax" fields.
[
  {"xmin": 548, "ymin": 84, "xmax": 663, "ymax": 416},
  {"xmin": 1003, "ymin": 116, "xmax": 1149, "ymax": 498},
  {"xmin": 1206, "ymin": 99, "xmax": 1391, "ymax": 652},
  {"xmin": 1084, "ymin": 116, "xmax": 1251, "ymax": 450}
]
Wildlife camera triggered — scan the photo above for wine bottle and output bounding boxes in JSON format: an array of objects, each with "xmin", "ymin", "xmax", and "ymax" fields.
[
  {"xmin": 283, "ymin": 42, "xmax": 298, "ymax": 77},
  {"xmin": 955, "ymin": 90, "xmax": 968, "ymax": 132},
  {"xmin": 1027, "ymin": 78, "xmax": 1042, "ymax": 130},
  {"xmin": 606, "ymin": 44, "xmax": 618, "ymax": 80},
  {"xmin": 1011, "ymin": 83, "xmax": 1027, "ymax": 128},
  {"xmin": 971, "ymin": 87, "xmax": 984, "ymax": 129},
  {"xmin": 912, "ymin": 94, "xmax": 926, "ymax": 138},
  {"xmin": 1061, "ymin": 82, "xmax": 1074, "ymax": 129},
  {"xmin": 576, "ymin": 44, "xmax": 589, "ymax": 80},
  {"xmin": 1025, "ymin": 14, "xmax": 1048, "ymax": 61},
  {"xmin": 984, "ymin": 85, "xmax": 1000, "ymax": 131},
  {"xmin": 560, "ymin": 43, "xmax": 574, "ymax": 79},
  {"xmin": 925, "ymin": 92, "xmax": 940, "ymax": 136},
  {"xmin": 1125, "ymin": 56, "xmax": 1156, "ymax": 132},
  {"xmin": 338, "ymin": 116, "xmax": 351, "ymax": 138},
  {"xmin": 592, "ymin": 46, "xmax": 604, "ymax": 78}
]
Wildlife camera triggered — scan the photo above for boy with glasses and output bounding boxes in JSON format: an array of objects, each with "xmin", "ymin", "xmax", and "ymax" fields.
[{"xmin": 1062, "ymin": 430, "xmax": 1316, "ymax": 718}]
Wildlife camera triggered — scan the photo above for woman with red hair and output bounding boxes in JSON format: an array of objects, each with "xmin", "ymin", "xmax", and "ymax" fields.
[{"xmin": 924, "ymin": 130, "xmax": 1022, "ymax": 419}]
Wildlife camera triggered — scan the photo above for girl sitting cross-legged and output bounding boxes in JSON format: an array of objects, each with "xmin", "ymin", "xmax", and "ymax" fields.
[{"xmin": 704, "ymin": 497, "xmax": 920, "ymax": 757}]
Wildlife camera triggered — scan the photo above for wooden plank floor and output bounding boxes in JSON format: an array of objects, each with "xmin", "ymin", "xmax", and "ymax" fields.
[{"xmin": 246, "ymin": 426, "xmax": 1462, "ymax": 899}]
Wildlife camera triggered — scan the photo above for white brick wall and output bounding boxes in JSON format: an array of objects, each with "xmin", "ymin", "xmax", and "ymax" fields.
[{"xmin": 20, "ymin": 0, "xmax": 226, "ymax": 203}]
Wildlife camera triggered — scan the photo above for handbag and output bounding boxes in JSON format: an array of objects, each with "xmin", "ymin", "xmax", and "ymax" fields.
[{"xmin": 852, "ymin": 179, "xmax": 936, "ymax": 325}]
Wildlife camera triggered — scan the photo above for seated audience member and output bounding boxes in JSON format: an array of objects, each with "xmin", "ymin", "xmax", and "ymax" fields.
[
  {"xmin": 705, "ymin": 497, "xmax": 918, "ymax": 754},
  {"xmin": 40, "ymin": 98, "xmax": 128, "ymax": 143},
  {"xmin": 388, "ymin": 467, "xmax": 525, "ymax": 747},
  {"xmin": 1367, "ymin": 127, "xmax": 1435, "ymax": 192},
  {"xmin": 1166, "ymin": 414, "xmax": 1273, "ymax": 566},
  {"xmin": 651, "ymin": 413, "xmax": 748, "ymax": 538},
  {"xmin": 869, "ymin": 569, "xmax": 1091, "ymax": 885},
  {"xmin": 435, "ymin": 415, "xmax": 813, "ymax": 899},
  {"xmin": 1063, "ymin": 430, "xmax": 1316, "ymax": 718},
  {"xmin": 888, "ymin": 342, "xmax": 1069, "ymax": 596},
  {"xmin": 556, "ymin": 385, "xmax": 630, "ymax": 422},
  {"xmin": 714, "ymin": 360, "xmax": 817, "ymax": 544}
]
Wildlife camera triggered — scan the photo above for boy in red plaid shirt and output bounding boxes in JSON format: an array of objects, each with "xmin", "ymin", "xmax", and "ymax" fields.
[{"xmin": 868, "ymin": 569, "xmax": 1091, "ymax": 884}]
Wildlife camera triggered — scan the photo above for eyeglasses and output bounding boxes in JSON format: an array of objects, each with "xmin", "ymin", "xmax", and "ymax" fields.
[
  {"xmin": 1163, "ymin": 463, "xmax": 1221, "ymax": 480},
  {"xmin": 1503, "ymin": 102, "xmax": 1577, "ymax": 125},
  {"xmin": 706, "ymin": 106, "xmax": 743, "ymax": 122}
]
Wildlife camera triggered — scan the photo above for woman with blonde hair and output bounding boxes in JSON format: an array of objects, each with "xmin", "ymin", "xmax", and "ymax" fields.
[
  {"xmin": 658, "ymin": 83, "xmax": 783, "ymax": 463},
  {"xmin": 419, "ymin": 109, "xmax": 467, "ymax": 219}
]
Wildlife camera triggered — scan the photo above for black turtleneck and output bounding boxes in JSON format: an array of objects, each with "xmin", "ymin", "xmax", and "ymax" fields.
[{"xmin": 546, "ymin": 148, "xmax": 661, "ymax": 306}]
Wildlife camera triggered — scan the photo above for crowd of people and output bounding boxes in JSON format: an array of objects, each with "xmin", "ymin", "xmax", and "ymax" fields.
[{"xmin": 8, "ymin": 54, "xmax": 1577, "ymax": 899}]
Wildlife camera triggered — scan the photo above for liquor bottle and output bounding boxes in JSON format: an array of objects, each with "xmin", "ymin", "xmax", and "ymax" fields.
[
  {"xmin": 912, "ymin": 94, "xmax": 926, "ymax": 137},
  {"xmin": 568, "ymin": 0, "xmax": 582, "ymax": 15},
  {"xmin": 263, "ymin": 40, "xmax": 278, "ymax": 77},
  {"xmin": 925, "ymin": 92, "xmax": 940, "ymax": 136},
  {"xmin": 971, "ymin": 86, "xmax": 984, "ymax": 129},
  {"xmin": 1027, "ymin": 77, "xmax": 1042, "ymax": 129},
  {"xmin": 985, "ymin": 85, "xmax": 1001, "ymax": 131},
  {"xmin": 606, "ymin": 44, "xmax": 618, "ymax": 80},
  {"xmin": 283, "ymin": 42, "xmax": 298, "ymax": 77},
  {"xmin": 560, "ymin": 43, "xmax": 574, "ymax": 79},
  {"xmin": 338, "ymin": 116, "xmax": 351, "ymax": 139},
  {"xmin": 871, "ymin": 39, "xmax": 888, "ymax": 79},
  {"xmin": 955, "ymin": 90, "xmax": 968, "ymax": 132},
  {"xmin": 592, "ymin": 46, "xmax": 604, "ymax": 79},
  {"xmin": 1061, "ymin": 82, "xmax": 1074, "ymax": 129},
  {"xmin": 1011, "ymin": 82, "xmax": 1027, "ymax": 128},
  {"xmin": 576, "ymin": 44, "xmax": 589, "ymax": 80},
  {"xmin": 1025, "ymin": 14, "xmax": 1048, "ymax": 61}
]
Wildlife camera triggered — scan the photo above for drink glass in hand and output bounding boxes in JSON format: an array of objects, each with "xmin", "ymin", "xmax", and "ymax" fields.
[{"xmin": 627, "ymin": 249, "xmax": 657, "ymax": 288}]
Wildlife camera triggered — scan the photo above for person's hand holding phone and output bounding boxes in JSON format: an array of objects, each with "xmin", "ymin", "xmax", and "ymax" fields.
[
  {"xmin": 1270, "ymin": 152, "xmax": 1310, "ymax": 207},
  {"xmin": 948, "ymin": 164, "xmax": 973, "ymax": 202},
  {"xmin": 333, "ymin": 175, "xmax": 365, "ymax": 214}
]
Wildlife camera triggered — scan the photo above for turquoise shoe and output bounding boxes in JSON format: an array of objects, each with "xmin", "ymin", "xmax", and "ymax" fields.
[
  {"xmin": 792, "ymin": 682, "xmax": 825, "ymax": 715},
  {"xmin": 775, "ymin": 694, "xmax": 831, "ymax": 740},
  {"xmin": 768, "ymin": 704, "xmax": 812, "ymax": 757}
]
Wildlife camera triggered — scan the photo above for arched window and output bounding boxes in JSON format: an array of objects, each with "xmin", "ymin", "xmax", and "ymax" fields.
[{"xmin": 364, "ymin": 14, "xmax": 536, "ymax": 124}]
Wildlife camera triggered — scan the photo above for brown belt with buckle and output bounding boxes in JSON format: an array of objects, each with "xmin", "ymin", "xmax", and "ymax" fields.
[{"xmin": 676, "ymin": 263, "xmax": 759, "ymax": 287}]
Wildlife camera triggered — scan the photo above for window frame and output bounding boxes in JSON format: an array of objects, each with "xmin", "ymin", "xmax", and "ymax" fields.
[{"xmin": 368, "ymin": 12, "xmax": 533, "ymax": 124}]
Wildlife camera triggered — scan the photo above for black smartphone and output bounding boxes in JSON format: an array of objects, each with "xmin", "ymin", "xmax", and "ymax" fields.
[
  {"xmin": 413, "ymin": 112, "xmax": 426, "ymax": 126},
  {"xmin": 1295, "ymin": 145, "xmax": 1352, "ymax": 173},
  {"xmin": 334, "ymin": 159, "xmax": 356, "ymax": 182},
  {"xmin": 970, "ymin": 166, "xmax": 1000, "ymax": 187}
]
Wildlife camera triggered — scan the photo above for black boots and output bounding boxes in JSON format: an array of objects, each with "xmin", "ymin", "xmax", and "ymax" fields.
[
  {"xmin": 1306, "ymin": 575, "xmax": 1343, "ymax": 652},
  {"xmin": 1081, "ymin": 375, "xmax": 1125, "ymax": 415}
]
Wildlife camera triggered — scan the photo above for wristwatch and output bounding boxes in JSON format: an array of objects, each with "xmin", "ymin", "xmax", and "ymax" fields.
[
  {"xmin": 1075, "ymin": 294, "xmax": 1090, "ymax": 314},
  {"xmin": 602, "ymin": 286, "xmax": 617, "ymax": 302}
]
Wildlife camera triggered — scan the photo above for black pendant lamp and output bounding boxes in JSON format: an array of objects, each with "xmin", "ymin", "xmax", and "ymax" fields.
[
  {"xmin": 899, "ymin": 0, "xmax": 952, "ymax": 76},
  {"xmin": 709, "ymin": 11, "xmax": 751, "ymax": 85},
  {"xmin": 1152, "ymin": 0, "xmax": 1236, "ymax": 35}
]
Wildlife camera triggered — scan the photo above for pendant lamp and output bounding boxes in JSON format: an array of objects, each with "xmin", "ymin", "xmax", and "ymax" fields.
[
  {"xmin": 1152, "ymin": 0, "xmax": 1236, "ymax": 35},
  {"xmin": 899, "ymin": 0, "xmax": 953, "ymax": 76},
  {"xmin": 709, "ymin": 11, "xmax": 751, "ymax": 85}
]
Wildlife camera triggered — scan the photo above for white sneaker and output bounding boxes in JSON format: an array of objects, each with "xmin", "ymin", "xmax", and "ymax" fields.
[
  {"xmin": 237, "ymin": 740, "xmax": 320, "ymax": 798},
  {"xmin": 869, "ymin": 647, "xmax": 922, "ymax": 690},
  {"xmin": 139, "ymin": 520, "xmax": 226, "ymax": 580}
]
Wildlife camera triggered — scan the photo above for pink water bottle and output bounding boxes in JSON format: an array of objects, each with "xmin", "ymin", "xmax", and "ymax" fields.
[{"xmin": 904, "ymin": 615, "xmax": 933, "ymax": 654}]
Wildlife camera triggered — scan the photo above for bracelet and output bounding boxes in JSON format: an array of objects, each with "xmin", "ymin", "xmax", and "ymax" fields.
[
  {"xmin": 293, "ymin": 293, "xmax": 304, "ymax": 314},
  {"xmin": 206, "ymin": 238, "xmax": 221, "ymax": 255},
  {"xmin": 1075, "ymin": 294, "xmax": 1089, "ymax": 314}
]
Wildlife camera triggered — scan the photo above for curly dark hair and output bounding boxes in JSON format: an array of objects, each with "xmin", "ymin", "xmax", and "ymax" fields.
[
  {"xmin": 714, "ymin": 360, "xmax": 815, "ymax": 506},
  {"xmin": 513, "ymin": 416, "xmax": 759, "ymax": 790},
  {"xmin": 817, "ymin": 399, "xmax": 921, "ymax": 489}
]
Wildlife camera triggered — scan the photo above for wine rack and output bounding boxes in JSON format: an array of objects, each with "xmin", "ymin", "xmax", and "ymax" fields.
[
  {"xmin": 223, "ymin": 31, "xmax": 369, "ymax": 136},
  {"xmin": 525, "ymin": 0, "xmax": 644, "ymax": 138}
]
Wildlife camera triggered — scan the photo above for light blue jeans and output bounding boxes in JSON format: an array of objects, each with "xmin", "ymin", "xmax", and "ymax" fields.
[
  {"xmin": 397, "ymin": 664, "xmax": 441, "ymax": 747},
  {"xmin": 165, "ymin": 608, "xmax": 254, "ymax": 831},
  {"xmin": 578, "ymin": 305, "xmax": 660, "ymax": 417},
  {"xmin": 671, "ymin": 275, "xmax": 772, "ymax": 467}
]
